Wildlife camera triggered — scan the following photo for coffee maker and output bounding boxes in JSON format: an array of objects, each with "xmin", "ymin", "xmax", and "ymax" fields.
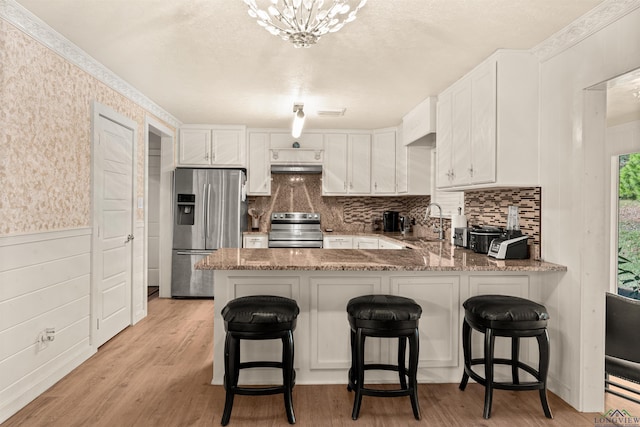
[{"xmin": 383, "ymin": 211, "xmax": 400, "ymax": 232}]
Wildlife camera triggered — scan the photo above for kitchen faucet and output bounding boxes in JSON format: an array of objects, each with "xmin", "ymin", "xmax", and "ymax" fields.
[{"xmin": 425, "ymin": 203, "xmax": 444, "ymax": 240}]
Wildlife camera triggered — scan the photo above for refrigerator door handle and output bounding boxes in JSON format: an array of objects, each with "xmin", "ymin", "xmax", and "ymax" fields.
[
  {"xmin": 203, "ymin": 183, "xmax": 208, "ymax": 237},
  {"xmin": 207, "ymin": 183, "xmax": 212, "ymax": 238}
]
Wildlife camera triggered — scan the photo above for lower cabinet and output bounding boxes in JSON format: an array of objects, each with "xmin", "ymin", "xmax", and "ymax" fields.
[
  {"xmin": 243, "ymin": 234, "xmax": 268, "ymax": 248},
  {"xmin": 323, "ymin": 236, "xmax": 353, "ymax": 249},
  {"xmin": 353, "ymin": 236, "xmax": 378, "ymax": 249},
  {"xmin": 212, "ymin": 270, "xmax": 540, "ymax": 385}
]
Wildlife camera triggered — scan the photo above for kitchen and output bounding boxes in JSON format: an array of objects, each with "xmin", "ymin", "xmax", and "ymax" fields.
[{"xmin": 1, "ymin": 0, "xmax": 640, "ymax": 424}]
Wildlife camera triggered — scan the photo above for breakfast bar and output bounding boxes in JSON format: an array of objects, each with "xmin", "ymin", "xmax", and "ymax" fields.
[{"xmin": 196, "ymin": 240, "xmax": 566, "ymax": 386}]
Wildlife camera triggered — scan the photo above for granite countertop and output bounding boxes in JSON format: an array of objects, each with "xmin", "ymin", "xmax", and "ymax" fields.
[{"xmin": 196, "ymin": 237, "xmax": 566, "ymax": 272}]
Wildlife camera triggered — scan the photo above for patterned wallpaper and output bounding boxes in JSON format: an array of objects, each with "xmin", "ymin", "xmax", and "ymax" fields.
[{"xmin": 0, "ymin": 20, "xmax": 175, "ymax": 236}]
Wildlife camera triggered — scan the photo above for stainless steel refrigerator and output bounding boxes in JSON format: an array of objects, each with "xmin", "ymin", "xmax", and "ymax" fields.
[{"xmin": 171, "ymin": 168, "xmax": 247, "ymax": 297}]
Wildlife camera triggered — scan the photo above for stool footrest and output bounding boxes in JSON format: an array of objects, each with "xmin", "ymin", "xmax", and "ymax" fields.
[
  {"xmin": 360, "ymin": 387, "xmax": 415, "ymax": 398},
  {"xmin": 363, "ymin": 363, "xmax": 406, "ymax": 374},
  {"xmin": 230, "ymin": 385, "xmax": 286, "ymax": 396},
  {"xmin": 239, "ymin": 361, "xmax": 283, "ymax": 370}
]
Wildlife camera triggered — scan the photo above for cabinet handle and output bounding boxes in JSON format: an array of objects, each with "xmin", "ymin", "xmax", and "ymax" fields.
[
  {"xmin": 344, "ymin": 182, "xmax": 347, "ymax": 190},
  {"xmin": 349, "ymin": 182, "xmax": 353, "ymax": 189},
  {"xmin": 469, "ymin": 166, "xmax": 474, "ymax": 177}
]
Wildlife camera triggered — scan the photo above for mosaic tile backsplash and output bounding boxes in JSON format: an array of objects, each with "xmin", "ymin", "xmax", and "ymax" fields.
[{"xmin": 248, "ymin": 174, "xmax": 542, "ymax": 255}]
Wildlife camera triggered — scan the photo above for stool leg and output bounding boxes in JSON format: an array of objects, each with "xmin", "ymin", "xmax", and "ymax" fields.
[
  {"xmin": 537, "ymin": 329, "xmax": 553, "ymax": 419},
  {"xmin": 221, "ymin": 333, "xmax": 237, "ymax": 426},
  {"xmin": 459, "ymin": 318, "xmax": 471, "ymax": 391},
  {"xmin": 483, "ymin": 328, "xmax": 495, "ymax": 419},
  {"xmin": 282, "ymin": 330, "xmax": 296, "ymax": 424},
  {"xmin": 408, "ymin": 328, "xmax": 421, "ymax": 420},
  {"xmin": 351, "ymin": 328, "xmax": 366, "ymax": 420},
  {"xmin": 398, "ymin": 336, "xmax": 408, "ymax": 389},
  {"xmin": 511, "ymin": 336, "xmax": 520, "ymax": 384},
  {"xmin": 347, "ymin": 329, "xmax": 356, "ymax": 392}
]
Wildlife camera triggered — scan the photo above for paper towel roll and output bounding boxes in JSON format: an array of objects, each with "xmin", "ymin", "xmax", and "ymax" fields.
[{"xmin": 450, "ymin": 214, "xmax": 468, "ymax": 244}]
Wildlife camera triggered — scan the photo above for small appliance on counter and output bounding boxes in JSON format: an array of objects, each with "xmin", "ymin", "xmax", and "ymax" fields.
[
  {"xmin": 383, "ymin": 211, "xmax": 400, "ymax": 232},
  {"xmin": 469, "ymin": 226, "xmax": 503, "ymax": 254},
  {"xmin": 488, "ymin": 234, "xmax": 529, "ymax": 259},
  {"xmin": 453, "ymin": 227, "xmax": 470, "ymax": 248}
]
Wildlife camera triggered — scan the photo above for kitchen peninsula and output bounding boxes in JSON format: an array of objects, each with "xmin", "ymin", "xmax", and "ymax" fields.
[{"xmin": 197, "ymin": 239, "xmax": 566, "ymax": 386}]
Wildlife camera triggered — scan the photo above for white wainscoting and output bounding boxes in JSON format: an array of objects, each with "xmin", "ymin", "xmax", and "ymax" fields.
[{"xmin": 0, "ymin": 228, "xmax": 95, "ymax": 423}]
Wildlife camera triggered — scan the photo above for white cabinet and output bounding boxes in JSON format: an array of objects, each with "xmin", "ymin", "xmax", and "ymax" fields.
[
  {"xmin": 243, "ymin": 234, "xmax": 268, "ymax": 248},
  {"xmin": 178, "ymin": 125, "xmax": 246, "ymax": 167},
  {"xmin": 402, "ymin": 96, "xmax": 437, "ymax": 146},
  {"xmin": 323, "ymin": 133, "xmax": 371, "ymax": 195},
  {"xmin": 353, "ymin": 237, "xmax": 378, "ymax": 249},
  {"xmin": 247, "ymin": 132, "xmax": 270, "ymax": 195},
  {"xmin": 323, "ymin": 236, "xmax": 353, "ymax": 249},
  {"xmin": 378, "ymin": 239, "xmax": 404, "ymax": 249},
  {"xmin": 436, "ymin": 50, "xmax": 539, "ymax": 190},
  {"xmin": 372, "ymin": 128, "xmax": 396, "ymax": 194}
]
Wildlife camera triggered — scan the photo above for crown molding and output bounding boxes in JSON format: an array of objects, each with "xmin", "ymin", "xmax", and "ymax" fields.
[
  {"xmin": 0, "ymin": 0, "xmax": 182, "ymax": 129},
  {"xmin": 532, "ymin": 0, "xmax": 640, "ymax": 61}
]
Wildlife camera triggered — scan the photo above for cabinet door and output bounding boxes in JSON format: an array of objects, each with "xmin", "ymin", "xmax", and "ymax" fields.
[
  {"xmin": 348, "ymin": 134, "xmax": 371, "ymax": 194},
  {"xmin": 470, "ymin": 60, "xmax": 497, "ymax": 185},
  {"xmin": 243, "ymin": 235, "xmax": 268, "ymax": 248},
  {"xmin": 323, "ymin": 236, "xmax": 353, "ymax": 249},
  {"xmin": 354, "ymin": 237, "xmax": 378, "ymax": 249},
  {"xmin": 378, "ymin": 239, "xmax": 403, "ymax": 249},
  {"xmin": 213, "ymin": 130, "xmax": 245, "ymax": 166},
  {"xmin": 436, "ymin": 91, "xmax": 453, "ymax": 188},
  {"xmin": 179, "ymin": 128, "xmax": 210, "ymax": 165},
  {"xmin": 372, "ymin": 130, "xmax": 396, "ymax": 194},
  {"xmin": 396, "ymin": 136, "xmax": 408, "ymax": 194},
  {"xmin": 323, "ymin": 134, "xmax": 348, "ymax": 194},
  {"xmin": 451, "ymin": 78, "xmax": 472, "ymax": 187},
  {"xmin": 247, "ymin": 133, "xmax": 270, "ymax": 195}
]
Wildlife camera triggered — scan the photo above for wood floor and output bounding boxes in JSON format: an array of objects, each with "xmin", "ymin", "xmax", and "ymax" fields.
[{"xmin": 4, "ymin": 298, "xmax": 639, "ymax": 427}]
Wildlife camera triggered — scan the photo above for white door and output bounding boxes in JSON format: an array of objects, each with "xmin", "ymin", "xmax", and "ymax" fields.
[{"xmin": 92, "ymin": 103, "xmax": 137, "ymax": 347}]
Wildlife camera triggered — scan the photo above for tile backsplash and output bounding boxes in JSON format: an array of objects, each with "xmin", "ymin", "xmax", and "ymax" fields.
[
  {"xmin": 247, "ymin": 174, "xmax": 542, "ymax": 256},
  {"xmin": 247, "ymin": 174, "xmax": 432, "ymax": 234},
  {"xmin": 465, "ymin": 187, "xmax": 542, "ymax": 257}
]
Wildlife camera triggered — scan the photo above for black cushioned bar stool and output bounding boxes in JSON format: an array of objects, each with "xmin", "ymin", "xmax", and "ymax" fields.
[
  {"xmin": 220, "ymin": 295, "xmax": 300, "ymax": 426},
  {"xmin": 459, "ymin": 294, "xmax": 552, "ymax": 419},
  {"xmin": 346, "ymin": 295, "xmax": 422, "ymax": 420}
]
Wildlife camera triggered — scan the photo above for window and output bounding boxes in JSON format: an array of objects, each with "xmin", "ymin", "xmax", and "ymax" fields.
[{"xmin": 617, "ymin": 153, "xmax": 640, "ymax": 300}]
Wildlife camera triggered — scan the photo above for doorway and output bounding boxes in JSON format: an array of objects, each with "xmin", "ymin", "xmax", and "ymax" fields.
[{"xmin": 144, "ymin": 116, "xmax": 175, "ymax": 307}]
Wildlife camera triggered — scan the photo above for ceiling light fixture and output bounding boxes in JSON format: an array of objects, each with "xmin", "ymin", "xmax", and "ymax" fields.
[
  {"xmin": 292, "ymin": 103, "xmax": 305, "ymax": 138},
  {"xmin": 243, "ymin": 0, "xmax": 368, "ymax": 48}
]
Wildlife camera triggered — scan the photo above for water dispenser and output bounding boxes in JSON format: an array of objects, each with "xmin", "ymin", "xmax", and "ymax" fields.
[{"xmin": 176, "ymin": 194, "xmax": 195, "ymax": 225}]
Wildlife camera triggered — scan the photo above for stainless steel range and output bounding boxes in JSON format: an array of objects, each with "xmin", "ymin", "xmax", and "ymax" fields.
[{"xmin": 268, "ymin": 212, "xmax": 323, "ymax": 248}]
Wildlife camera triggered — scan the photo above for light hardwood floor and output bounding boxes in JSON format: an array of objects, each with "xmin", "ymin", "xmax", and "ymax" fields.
[{"xmin": 3, "ymin": 298, "xmax": 639, "ymax": 426}]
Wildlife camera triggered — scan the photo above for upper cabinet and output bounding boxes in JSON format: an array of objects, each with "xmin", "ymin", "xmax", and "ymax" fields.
[
  {"xmin": 402, "ymin": 97, "xmax": 437, "ymax": 146},
  {"xmin": 372, "ymin": 128, "xmax": 396, "ymax": 194},
  {"xmin": 323, "ymin": 133, "xmax": 371, "ymax": 195},
  {"xmin": 178, "ymin": 125, "xmax": 246, "ymax": 167},
  {"xmin": 247, "ymin": 132, "xmax": 271, "ymax": 196},
  {"xmin": 436, "ymin": 50, "xmax": 539, "ymax": 190}
]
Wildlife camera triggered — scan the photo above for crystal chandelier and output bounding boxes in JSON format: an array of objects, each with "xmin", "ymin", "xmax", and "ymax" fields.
[{"xmin": 243, "ymin": 0, "xmax": 368, "ymax": 48}]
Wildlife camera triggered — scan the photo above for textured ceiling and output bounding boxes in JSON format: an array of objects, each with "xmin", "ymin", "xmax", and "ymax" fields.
[{"xmin": 15, "ymin": 0, "xmax": 634, "ymax": 130}]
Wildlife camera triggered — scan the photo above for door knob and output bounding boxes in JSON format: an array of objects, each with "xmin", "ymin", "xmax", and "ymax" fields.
[{"xmin": 124, "ymin": 234, "xmax": 134, "ymax": 243}]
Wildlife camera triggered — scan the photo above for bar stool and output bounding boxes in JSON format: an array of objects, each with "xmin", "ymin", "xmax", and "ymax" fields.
[
  {"xmin": 459, "ymin": 294, "xmax": 552, "ymax": 419},
  {"xmin": 220, "ymin": 295, "xmax": 299, "ymax": 426},
  {"xmin": 346, "ymin": 294, "xmax": 422, "ymax": 420}
]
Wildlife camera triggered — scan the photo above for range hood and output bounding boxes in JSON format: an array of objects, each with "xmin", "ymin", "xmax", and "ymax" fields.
[{"xmin": 271, "ymin": 164, "xmax": 323, "ymax": 174}]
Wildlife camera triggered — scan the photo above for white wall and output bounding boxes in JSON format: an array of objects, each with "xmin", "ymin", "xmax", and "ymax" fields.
[
  {"xmin": 537, "ymin": 7, "xmax": 640, "ymax": 411},
  {"xmin": 0, "ymin": 229, "xmax": 95, "ymax": 422}
]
